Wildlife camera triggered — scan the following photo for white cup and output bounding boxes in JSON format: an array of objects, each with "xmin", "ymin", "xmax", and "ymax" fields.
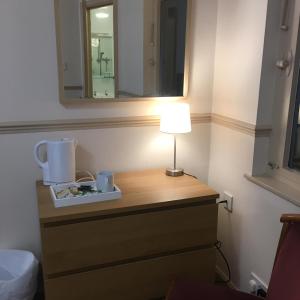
[{"xmin": 96, "ymin": 171, "xmax": 114, "ymax": 193}]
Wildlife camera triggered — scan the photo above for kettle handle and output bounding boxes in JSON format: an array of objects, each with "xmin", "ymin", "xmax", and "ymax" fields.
[{"xmin": 34, "ymin": 141, "xmax": 48, "ymax": 169}]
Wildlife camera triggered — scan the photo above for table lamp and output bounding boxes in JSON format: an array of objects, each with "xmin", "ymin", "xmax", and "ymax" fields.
[{"xmin": 160, "ymin": 103, "xmax": 192, "ymax": 177}]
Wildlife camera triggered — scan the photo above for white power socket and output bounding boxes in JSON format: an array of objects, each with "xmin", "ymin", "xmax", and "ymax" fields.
[
  {"xmin": 249, "ymin": 272, "xmax": 268, "ymax": 295},
  {"xmin": 223, "ymin": 191, "xmax": 233, "ymax": 212}
]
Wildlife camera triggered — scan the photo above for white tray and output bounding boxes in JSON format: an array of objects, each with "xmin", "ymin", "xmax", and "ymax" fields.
[{"xmin": 50, "ymin": 181, "xmax": 122, "ymax": 208}]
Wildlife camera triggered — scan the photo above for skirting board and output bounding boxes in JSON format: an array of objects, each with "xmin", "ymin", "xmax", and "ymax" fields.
[{"xmin": 0, "ymin": 113, "xmax": 271, "ymax": 136}]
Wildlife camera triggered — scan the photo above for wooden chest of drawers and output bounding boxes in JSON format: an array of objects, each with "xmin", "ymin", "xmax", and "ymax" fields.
[{"xmin": 36, "ymin": 169, "xmax": 219, "ymax": 300}]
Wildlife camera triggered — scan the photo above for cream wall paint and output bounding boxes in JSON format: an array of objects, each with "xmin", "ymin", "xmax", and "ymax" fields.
[
  {"xmin": 212, "ymin": 0, "xmax": 268, "ymax": 124},
  {"xmin": 209, "ymin": 0, "xmax": 300, "ymax": 293},
  {"xmin": 188, "ymin": 0, "xmax": 218, "ymax": 113},
  {"xmin": 208, "ymin": 124, "xmax": 300, "ymax": 291},
  {"xmin": 0, "ymin": 0, "xmax": 218, "ymax": 257}
]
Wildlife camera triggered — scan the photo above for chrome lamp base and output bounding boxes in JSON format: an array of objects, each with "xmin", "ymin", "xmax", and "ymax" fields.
[
  {"xmin": 166, "ymin": 168, "xmax": 184, "ymax": 177},
  {"xmin": 165, "ymin": 135, "xmax": 185, "ymax": 177}
]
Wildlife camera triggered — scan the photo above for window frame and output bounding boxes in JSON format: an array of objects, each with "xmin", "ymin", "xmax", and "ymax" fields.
[
  {"xmin": 287, "ymin": 63, "xmax": 300, "ymax": 170},
  {"xmin": 266, "ymin": 5, "xmax": 300, "ymax": 187}
]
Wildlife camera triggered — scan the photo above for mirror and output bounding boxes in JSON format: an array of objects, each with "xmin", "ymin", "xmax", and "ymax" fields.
[{"xmin": 55, "ymin": 0, "xmax": 190, "ymax": 102}]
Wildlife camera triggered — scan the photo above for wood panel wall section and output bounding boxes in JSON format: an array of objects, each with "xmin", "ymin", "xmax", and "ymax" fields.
[{"xmin": 36, "ymin": 169, "xmax": 219, "ymax": 300}]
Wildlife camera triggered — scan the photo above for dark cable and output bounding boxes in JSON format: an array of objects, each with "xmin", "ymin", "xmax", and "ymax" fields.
[
  {"xmin": 184, "ymin": 172, "xmax": 198, "ymax": 179},
  {"xmin": 217, "ymin": 200, "xmax": 228, "ymax": 205},
  {"xmin": 215, "ymin": 240, "xmax": 231, "ymax": 284},
  {"xmin": 182, "ymin": 173, "xmax": 231, "ymax": 284}
]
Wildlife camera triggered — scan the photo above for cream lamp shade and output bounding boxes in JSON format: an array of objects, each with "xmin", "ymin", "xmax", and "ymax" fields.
[
  {"xmin": 160, "ymin": 103, "xmax": 191, "ymax": 177},
  {"xmin": 160, "ymin": 103, "xmax": 191, "ymax": 134}
]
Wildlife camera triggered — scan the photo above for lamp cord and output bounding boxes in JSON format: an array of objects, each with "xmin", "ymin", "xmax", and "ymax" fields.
[
  {"xmin": 215, "ymin": 240, "xmax": 231, "ymax": 284},
  {"xmin": 183, "ymin": 172, "xmax": 198, "ymax": 179},
  {"xmin": 182, "ymin": 173, "xmax": 231, "ymax": 284}
]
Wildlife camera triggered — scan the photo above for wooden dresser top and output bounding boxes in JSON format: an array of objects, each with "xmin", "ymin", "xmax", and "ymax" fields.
[{"xmin": 36, "ymin": 169, "xmax": 219, "ymax": 224}]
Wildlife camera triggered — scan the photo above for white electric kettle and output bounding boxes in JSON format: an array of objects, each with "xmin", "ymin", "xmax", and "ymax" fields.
[{"xmin": 34, "ymin": 139, "xmax": 77, "ymax": 185}]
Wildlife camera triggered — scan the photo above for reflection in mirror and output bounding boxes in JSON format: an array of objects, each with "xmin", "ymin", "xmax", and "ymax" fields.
[
  {"xmin": 56, "ymin": 0, "xmax": 189, "ymax": 101},
  {"xmin": 87, "ymin": 5, "xmax": 115, "ymax": 98}
]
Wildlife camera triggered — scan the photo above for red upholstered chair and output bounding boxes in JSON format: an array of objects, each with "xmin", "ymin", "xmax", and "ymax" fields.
[{"xmin": 166, "ymin": 214, "xmax": 300, "ymax": 300}]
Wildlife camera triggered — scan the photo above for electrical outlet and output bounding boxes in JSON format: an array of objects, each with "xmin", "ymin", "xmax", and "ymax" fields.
[
  {"xmin": 223, "ymin": 191, "xmax": 233, "ymax": 212},
  {"xmin": 249, "ymin": 272, "xmax": 268, "ymax": 296}
]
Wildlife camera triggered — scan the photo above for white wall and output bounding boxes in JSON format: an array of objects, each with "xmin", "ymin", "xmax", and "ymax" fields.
[
  {"xmin": 187, "ymin": 0, "xmax": 218, "ymax": 113},
  {"xmin": 209, "ymin": 0, "xmax": 300, "ymax": 293},
  {"xmin": 209, "ymin": 124, "xmax": 300, "ymax": 291},
  {"xmin": 0, "ymin": 0, "xmax": 218, "ymax": 258},
  {"xmin": 212, "ymin": 0, "xmax": 268, "ymax": 124}
]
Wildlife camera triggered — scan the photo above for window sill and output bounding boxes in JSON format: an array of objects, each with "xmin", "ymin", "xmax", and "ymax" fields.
[{"xmin": 244, "ymin": 174, "xmax": 300, "ymax": 207}]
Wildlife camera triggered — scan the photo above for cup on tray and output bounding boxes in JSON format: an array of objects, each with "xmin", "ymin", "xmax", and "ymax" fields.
[{"xmin": 96, "ymin": 171, "xmax": 114, "ymax": 193}]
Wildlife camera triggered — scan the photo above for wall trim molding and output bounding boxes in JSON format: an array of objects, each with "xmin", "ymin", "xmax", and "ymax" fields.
[
  {"xmin": 0, "ymin": 114, "xmax": 210, "ymax": 134},
  {"xmin": 0, "ymin": 113, "xmax": 272, "ymax": 136},
  {"xmin": 0, "ymin": 116, "xmax": 159, "ymax": 134},
  {"xmin": 211, "ymin": 113, "xmax": 272, "ymax": 137}
]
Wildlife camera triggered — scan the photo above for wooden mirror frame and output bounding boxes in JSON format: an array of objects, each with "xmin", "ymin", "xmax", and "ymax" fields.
[{"xmin": 54, "ymin": 0, "xmax": 192, "ymax": 105}]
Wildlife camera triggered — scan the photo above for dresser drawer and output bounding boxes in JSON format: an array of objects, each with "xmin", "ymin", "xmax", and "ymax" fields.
[
  {"xmin": 42, "ymin": 204, "xmax": 217, "ymax": 275},
  {"xmin": 45, "ymin": 248, "xmax": 216, "ymax": 300}
]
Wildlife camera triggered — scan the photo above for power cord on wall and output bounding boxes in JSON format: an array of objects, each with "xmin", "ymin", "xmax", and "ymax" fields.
[
  {"xmin": 215, "ymin": 240, "xmax": 231, "ymax": 284},
  {"xmin": 183, "ymin": 172, "xmax": 198, "ymax": 179},
  {"xmin": 183, "ymin": 172, "xmax": 231, "ymax": 284},
  {"xmin": 217, "ymin": 200, "xmax": 228, "ymax": 205},
  {"xmin": 183, "ymin": 173, "xmax": 230, "ymax": 209}
]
